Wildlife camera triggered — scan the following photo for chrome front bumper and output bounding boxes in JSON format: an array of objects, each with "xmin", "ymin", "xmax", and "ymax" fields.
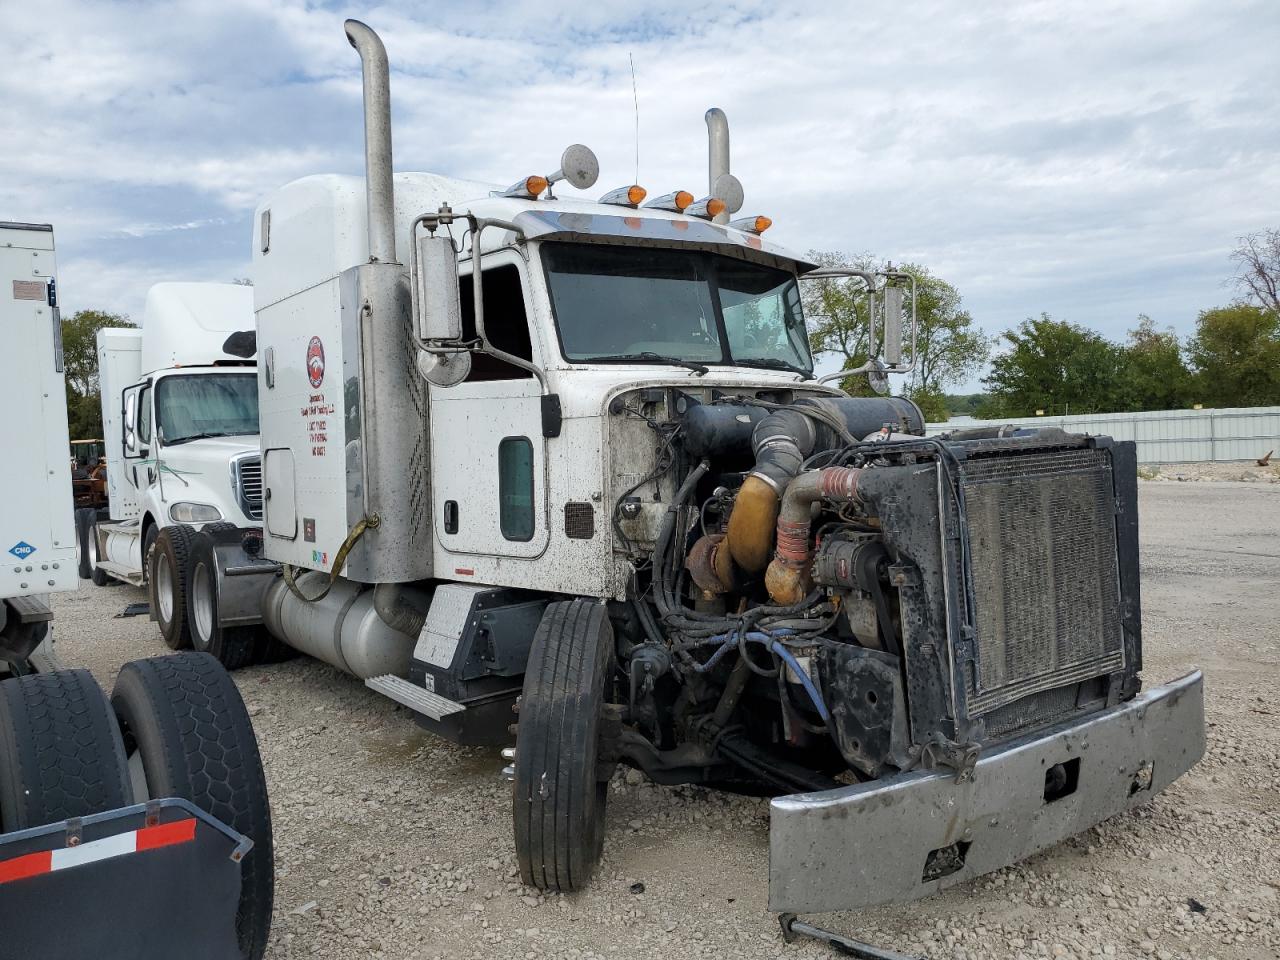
[{"xmin": 769, "ymin": 671, "xmax": 1205, "ymax": 914}]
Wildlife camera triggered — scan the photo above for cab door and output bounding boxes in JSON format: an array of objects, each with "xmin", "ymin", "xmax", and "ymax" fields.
[
  {"xmin": 429, "ymin": 254, "xmax": 549, "ymax": 561},
  {"xmin": 120, "ymin": 382, "xmax": 151, "ymax": 493}
]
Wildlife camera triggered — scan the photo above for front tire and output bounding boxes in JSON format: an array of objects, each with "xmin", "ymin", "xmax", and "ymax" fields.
[
  {"xmin": 513, "ymin": 599, "xmax": 615, "ymax": 893},
  {"xmin": 149, "ymin": 525, "xmax": 197, "ymax": 650},
  {"xmin": 0, "ymin": 669, "xmax": 133, "ymax": 831},
  {"xmin": 112, "ymin": 653, "xmax": 274, "ymax": 960},
  {"xmin": 186, "ymin": 532, "xmax": 258, "ymax": 670}
]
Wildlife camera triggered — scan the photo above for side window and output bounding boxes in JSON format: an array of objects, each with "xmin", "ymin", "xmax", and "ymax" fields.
[
  {"xmin": 459, "ymin": 264, "xmax": 534, "ymax": 381},
  {"xmin": 498, "ymin": 437, "xmax": 534, "ymax": 541},
  {"xmin": 137, "ymin": 386, "xmax": 152, "ymax": 445}
]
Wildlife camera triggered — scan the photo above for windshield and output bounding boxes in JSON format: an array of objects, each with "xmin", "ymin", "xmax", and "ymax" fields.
[
  {"xmin": 156, "ymin": 372, "xmax": 259, "ymax": 445},
  {"xmin": 544, "ymin": 244, "xmax": 812, "ymax": 372}
]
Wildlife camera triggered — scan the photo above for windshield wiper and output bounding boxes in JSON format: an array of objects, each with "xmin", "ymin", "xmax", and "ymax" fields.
[
  {"xmin": 731, "ymin": 358, "xmax": 814, "ymax": 379},
  {"xmin": 579, "ymin": 352, "xmax": 709, "ymax": 375},
  {"xmin": 163, "ymin": 431, "xmax": 238, "ymax": 446}
]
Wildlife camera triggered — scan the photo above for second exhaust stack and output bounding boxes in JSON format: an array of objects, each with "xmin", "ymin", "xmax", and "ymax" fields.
[{"xmin": 705, "ymin": 107, "xmax": 730, "ymax": 224}]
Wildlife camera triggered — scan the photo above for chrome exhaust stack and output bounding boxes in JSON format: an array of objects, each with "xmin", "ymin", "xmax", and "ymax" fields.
[
  {"xmin": 345, "ymin": 19, "xmax": 397, "ymax": 264},
  {"xmin": 705, "ymin": 107, "xmax": 731, "ymax": 224}
]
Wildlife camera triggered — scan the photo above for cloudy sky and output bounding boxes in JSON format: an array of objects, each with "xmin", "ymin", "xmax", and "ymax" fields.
[{"xmin": 3, "ymin": 0, "xmax": 1276, "ymax": 389}]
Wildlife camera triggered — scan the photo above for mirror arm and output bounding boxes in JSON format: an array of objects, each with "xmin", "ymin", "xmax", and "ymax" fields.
[{"xmin": 464, "ymin": 216, "xmax": 550, "ymax": 394}]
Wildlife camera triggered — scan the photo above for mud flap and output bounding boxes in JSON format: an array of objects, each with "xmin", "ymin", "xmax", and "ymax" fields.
[{"xmin": 0, "ymin": 798, "xmax": 250, "ymax": 960}]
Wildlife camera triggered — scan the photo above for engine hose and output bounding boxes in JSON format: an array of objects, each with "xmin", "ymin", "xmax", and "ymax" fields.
[
  {"xmin": 683, "ymin": 630, "xmax": 829, "ymax": 724},
  {"xmin": 653, "ymin": 460, "xmax": 709, "ymax": 619},
  {"xmin": 764, "ymin": 639, "xmax": 831, "ymax": 725}
]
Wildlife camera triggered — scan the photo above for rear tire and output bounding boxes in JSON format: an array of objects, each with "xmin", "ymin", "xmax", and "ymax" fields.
[
  {"xmin": 112, "ymin": 653, "xmax": 274, "ymax": 960},
  {"xmin": 0, "ymin": 668, "xmax": 133, "ymax": 831},
  {"xmin": 89, "ymin": 518, "xmax": 110, "ymax": 586},
  {"xmin": 75, "ymin": 507, "xmax": 96, "ymax": 580},
  {"xmin": 513, "ymin": 598, "xmax": 615, "ymax": 892},
  {"xmin": 150, "ymin": 525, "xmax": 196, "ymax": 650},
  {"xmin": 186, "ymin": 532, "xmax": 258, "ymax": 670}
]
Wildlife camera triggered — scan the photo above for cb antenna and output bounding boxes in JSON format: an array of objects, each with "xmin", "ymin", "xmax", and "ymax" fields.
[{"xmin": 629, "ymin": 52, "xmax": 640, "ymax": 183}]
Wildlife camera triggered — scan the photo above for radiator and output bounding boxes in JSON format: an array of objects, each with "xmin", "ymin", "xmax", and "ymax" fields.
[{"xmin": 958, "ymin": 448, "xmax": 1125, "ymax": 719}]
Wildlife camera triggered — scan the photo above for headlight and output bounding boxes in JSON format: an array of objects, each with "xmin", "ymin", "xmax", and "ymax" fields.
[{"xmin": 170, "ymin": 502, "xmax": 223, "ymax": 523}]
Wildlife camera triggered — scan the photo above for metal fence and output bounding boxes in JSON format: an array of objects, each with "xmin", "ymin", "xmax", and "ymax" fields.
[{"xmin": 926, "ymin": 406, "xmax": 1280, "ymax": 464}]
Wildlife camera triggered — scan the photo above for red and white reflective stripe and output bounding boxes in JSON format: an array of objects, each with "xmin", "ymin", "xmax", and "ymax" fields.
[{"xmin": 0, "ymin": 817, "xmax": 197, "ymax": 885}]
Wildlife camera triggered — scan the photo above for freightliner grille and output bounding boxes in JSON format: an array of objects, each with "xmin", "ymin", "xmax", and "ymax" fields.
[
  {"xmin": 959, "ymin": 448, "xmax": 1124, "ymax": 718},
  {"xmin": 234, "ymin": 455, "xmax": 264, "ymax": 521}
]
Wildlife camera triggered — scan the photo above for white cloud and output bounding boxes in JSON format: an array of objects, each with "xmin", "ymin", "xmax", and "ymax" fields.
[{"xmin": 2, "ymin": 0, "xmax": 1276, "ymax": 389}]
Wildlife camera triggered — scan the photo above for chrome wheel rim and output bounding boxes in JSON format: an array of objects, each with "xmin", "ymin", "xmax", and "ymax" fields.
[
  {"xmin": 156, "ymin": 552, "xmax": 175, "ymax": 622},
  {"xmin": 192, "ymin": 561, "xmax": 214, "ymax": 644}
]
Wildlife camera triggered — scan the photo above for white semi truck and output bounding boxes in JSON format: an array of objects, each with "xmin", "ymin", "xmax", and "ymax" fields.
[
  {"xmin": 0, "ymin": 224, "xmax": 273, "ymax": 960},
  {"xmin": 163, "ymin": 19, "xmax": 1204, "ymax": 946},
  {"xmin": 87, "ymin": 282, "xmax": 261, "ymax": 650}
]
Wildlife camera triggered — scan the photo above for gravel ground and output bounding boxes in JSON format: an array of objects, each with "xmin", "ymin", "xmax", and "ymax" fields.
[
  {"xmin": 48, "ymin": 481, "xmax": 1279, "ymax": 960},
  {"xmin": 1140, "ymin": 461, "xmax": 1280, "ymax": 484}
]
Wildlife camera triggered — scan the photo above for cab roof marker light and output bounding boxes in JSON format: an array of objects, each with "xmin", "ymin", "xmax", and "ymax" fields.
[
  {"xmin": 499, "ymin": 175, "xmax": 549, "ymax": 200},
  {"xmin": 599, "ymin": 185, "xmax": 648, "ymax": 208},
  {"xmin": 729, "ymin": 215, "xmax": 773, "ymax": 235},
  {"xmin": 643, "ymin": 190, "xmax": 694, "ymax": 213},
  {"xmin": 686, "ymin": 196, "xmax": 727, "ymax": 221}
]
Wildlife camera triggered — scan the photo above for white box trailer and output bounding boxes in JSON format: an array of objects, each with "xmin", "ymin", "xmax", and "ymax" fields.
[
  {"xmin": 0, "ymin": 226, "xmax": 275, "ymax": 959},
  {"xmin": 0, "ymin": 221, "xmax": 76, "ymax": 665}
]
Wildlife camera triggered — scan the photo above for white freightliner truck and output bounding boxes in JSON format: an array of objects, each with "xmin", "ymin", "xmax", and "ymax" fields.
[
  {"xmin": 0, "ymin": 223, "xmax": 273, "ymax": 960},
  {"xmin": 88, "ymin": 282, "xmax": 262, "ymax": 649},
  {"xmin": 169, "ymin": 19, "xmax": 1205, "ymax": 944}
]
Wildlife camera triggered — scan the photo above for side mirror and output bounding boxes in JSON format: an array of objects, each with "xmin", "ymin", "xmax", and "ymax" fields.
[
  {"xmin": 415, "ymin": 234, "xmax": 463, "ymax": 342},
  {"xmin": 881, "ymin": 283, "xmax": 905, "ymax": 367}
]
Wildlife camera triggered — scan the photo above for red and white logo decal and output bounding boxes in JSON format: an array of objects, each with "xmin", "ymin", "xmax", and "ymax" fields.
[{"xmin": 306, "ymin": 336, "xmax": 325, "ymax": 388}]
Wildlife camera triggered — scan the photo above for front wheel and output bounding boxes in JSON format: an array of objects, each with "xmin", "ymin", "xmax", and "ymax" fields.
[{"xmin": 513, "ymin": 599, "xmax": 615, "ymax": 893}]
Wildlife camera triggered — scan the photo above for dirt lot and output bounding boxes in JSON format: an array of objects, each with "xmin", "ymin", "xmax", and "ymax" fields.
[{"xmin": 49, "ymin": 480, "xmax": 1279, "ymax": 960}]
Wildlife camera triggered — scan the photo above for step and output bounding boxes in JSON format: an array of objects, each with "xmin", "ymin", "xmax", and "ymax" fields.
[
  {"xmin": 94, "ymin": 560, "xmax": 145, "ymax": 587},
  {"xmin": 5, "ymin": 595, "xmax": 53, "ymax": 624},
  {"xmin": 365, "ymin": 674, "xmax": 465, "ymax": 721}
]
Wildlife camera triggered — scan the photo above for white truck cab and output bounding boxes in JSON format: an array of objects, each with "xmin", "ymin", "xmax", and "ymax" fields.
[
  {"xmin": 89, "ymin": 283, "xmax": 260, "ymax": 596},
  {"xmin": 169, "ymin": 21, "xmax": 1204, "ymax": 937}
]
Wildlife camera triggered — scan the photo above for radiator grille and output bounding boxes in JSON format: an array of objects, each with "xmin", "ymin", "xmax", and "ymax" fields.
[
  {"xmin": 960, "ymin": 448, "xmax": 1124, "ymax": 717},
  {"xmin": 234, "ymin": 455, "xmax": 264, "ymax": 521}
]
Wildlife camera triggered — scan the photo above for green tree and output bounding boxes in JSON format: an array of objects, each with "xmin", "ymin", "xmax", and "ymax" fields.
[
  {"xmin": 1118, "ymin": 315, "xmax": 1193, "ymax": 411},
  {"xmin": 803, "ymin": 251, "xmax": 879, "ymax": 396},
  {"xmin": 61, "ymin": 309, "xmax": 135, "ymax": 438},
  {"xmin": 1185, "ymin": 304, "xmax": 1280, "ymax": 407},
  {"xmin": 804, "ymin": 253, "xmax": 992, "ymax": 412},
  {"xmin": 980, "ymin": 314, "xmax": 1126, "ymax": 418},
  {"xmin": 943, "ymin": 393, "xmax": 987, "ymax": 416}
]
